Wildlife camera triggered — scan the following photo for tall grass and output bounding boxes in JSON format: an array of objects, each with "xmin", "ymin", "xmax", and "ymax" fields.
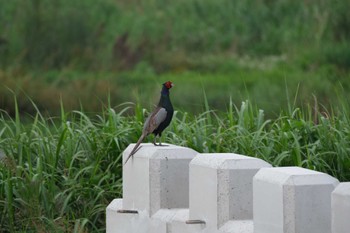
[
  {"xmin": 168, "ymin": 100, "xmax": 350, "ymax": 181},
  {"xmin": 1, "ymin": 98, "xmax": 350, "ymax": 231},
  {"xmin": 0, "ymin": 100, "xmax": 133, "ymax": 232}
]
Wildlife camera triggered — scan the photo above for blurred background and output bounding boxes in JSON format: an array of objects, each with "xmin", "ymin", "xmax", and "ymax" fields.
[{"xmin": 0, "ymin": 0, "xmax": 349, "ymax": 116}]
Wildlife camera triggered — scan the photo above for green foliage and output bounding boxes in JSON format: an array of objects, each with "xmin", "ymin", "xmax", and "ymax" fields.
[
  {"xmin": 1, "ymin": 98, "xmax": 350, "ymax": 231},
  {"xmin": 0, "ymin": 0, "xmax": 349, "ymax": 117},
  {"xmin": 168, "ymin": 100, "xmax": 350, "ymax": 181},
  {"xmin": 2, "ymin": 60, "xmax": 350, "ymax": 117},
  {"xmin": 0, "ymin": 0, "xmax": 118, "ymax": 69},
  {"xmin": 0, "ymin": 101, "xmax": 132, "ymax": 232},
  {"xmin": 1, "ymin": 0, "xmax": 350, "ymax": 70}
]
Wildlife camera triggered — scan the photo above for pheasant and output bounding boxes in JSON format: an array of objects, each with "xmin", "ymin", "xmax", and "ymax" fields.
[{"xmin": 124, "ymin": 81, "xmax": 174, "ymax": 165}]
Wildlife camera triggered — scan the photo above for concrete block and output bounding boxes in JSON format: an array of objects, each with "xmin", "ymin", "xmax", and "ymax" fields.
[
  {"xmin": 150, "ymin": 208, "xmax": 208, "ymax": 233},
  {"xmin": 189, "ymin": 153, "xmax": 271, "ymax": 230},
  {"xmin": 169, "ymin": 209, "xmax": 205, "ymax": 233},
  {"xmin": 150, "ymin": 208, "xmax": 205, "ymax": 233},
  {"xmin": 220, "ymin": 220, "xmax": 253, "ymax": 233},
  {"xmin": 149, "ymin": 209, "xmax": 178, "ymax": 233},
  {"xmin": 123, "ymin": 143, "xmax": 198, "ymax": 215},
  {"xmin": 332, "ymin": 182, "xmax": 350, "ymax": 233},
  {"xmin": 106, "ymin": 199, "xmax": 151, "ymax": 233},
  {"xmin": 253, "ymin": 167, "xmax": 339, "ymax": 233}
]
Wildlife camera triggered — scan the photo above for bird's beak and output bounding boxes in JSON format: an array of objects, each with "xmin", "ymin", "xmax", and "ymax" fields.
[{"xmin": 171, "ymin": 83, "xmax": 175, "ymax": 87}]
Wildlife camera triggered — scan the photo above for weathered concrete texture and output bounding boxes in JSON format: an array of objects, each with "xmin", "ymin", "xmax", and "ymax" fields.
[
  {"xmin": 189, "ymin": 153, "xmax": 271, "ymax": 230},
  {"xmin": 220, "ymin": 220, "xmax": 253, "ymax": 233},
  {"xmin": 107, "ymin": 200, "xmax": 201, "ymax": 233},
  {"xmin": 169, "ymin": 209, "xmax": 206, "ymax": 233},
  {"xmin": 253, "ymin": 167, "xmax": 339, "ymax": 233},
  {"xmin": 149, "ymin": 209, "xmax": 178, "ymax": 233},
  {"xmin": 151, "ymin": 208, "xmax": 207, "ymax": 233},
  {"xmin": 332, "ymin": 182, "xmax": 350, "ymax": 233},
  {"xmin": 123, "ymin": 143, "xmax": 198, "ymax": 216},
  {"xmin": 106, "ymin": 199, "xmax": 151, "ymax": 233}
]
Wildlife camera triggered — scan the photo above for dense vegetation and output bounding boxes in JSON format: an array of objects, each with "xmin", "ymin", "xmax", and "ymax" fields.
[
  {"xmin": 0, "ymin": 0, "xmax": 350, "ymax": 114},
  {"xmin": 1, "ymin": 0, "xmax": 350, "ymax": 232},
  {"xmin": 1, "ymin": 99, "xmax": 350, "ymax": 232}
]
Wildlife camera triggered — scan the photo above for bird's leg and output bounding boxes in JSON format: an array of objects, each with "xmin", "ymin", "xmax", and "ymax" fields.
[
  {"xmin": 153, "ymin": 135, "xmax": 168, "ymax": 146},
  {"xmin": 153, "ymin": 136, "xmax": 159, "ymax": 146},
  {"xmin": 157, "ymin": 136, "xmax": 168, "ymax": 146}
]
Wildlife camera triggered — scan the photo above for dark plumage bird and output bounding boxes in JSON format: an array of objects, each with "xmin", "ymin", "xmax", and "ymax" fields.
[{"xmin": 124, "ymin": 81, "xmax": 174, "ymax": 165}]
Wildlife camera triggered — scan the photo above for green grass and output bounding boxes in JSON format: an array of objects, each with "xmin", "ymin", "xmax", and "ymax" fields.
[
  {"xmin": 0, "ymin": 0, "xmax": 349, "ymax": 117},
  {"xmin": 0, "ymin": 100, "xmax": 131, "ymax": 232},
  {"xmin": 1, "ymin": 0, "xmax": 350, "ymax": 70},
  {"xmin": 1, "ymin": 98, "xmax": 350, "ymax": 231},
  {"xmin": 1, "ymin": 57, "xmax": 349, "ymax": 117}
]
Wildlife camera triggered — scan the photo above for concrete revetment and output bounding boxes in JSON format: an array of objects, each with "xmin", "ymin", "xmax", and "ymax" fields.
[{"xmin": 106, "ymin": 143, "xmax": 346, "ymax": 233}]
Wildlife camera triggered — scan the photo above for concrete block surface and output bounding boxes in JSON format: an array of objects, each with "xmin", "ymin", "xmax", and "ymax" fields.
[
  {"xmin": 106, "ymin": 199, "xmax": 151, "ymax": 233},
  {"xmin": 189, "ymin": 153, "xmax": 271, "ymax": 229},
  {"xmin": 123, "ymin": 143, "xmax": 198, "ymax": 215},
  {"xmin": 149, "ymin": 209, "xmax": 178, "ymax": 233},
  {"xmin": 219, "ymin": 220, "xmax": 253, "ymax": 233},
  {"xmin": 253, "ymin": 167, "xmax": 339, "ymax": 233},
  {"xmin": 332, "ymin": 182, "xmax": 350, "ymax": 233},
  {"xmin": 151, "ymin": 208, "xmax": 208, "ymax": 233},
  {"xmin": 169, "ymin": 209, "xmax": 205, "ymax": 233}
]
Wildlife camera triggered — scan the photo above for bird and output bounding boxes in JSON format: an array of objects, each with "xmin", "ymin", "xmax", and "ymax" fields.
[{"xmin": 124, "ymin": 81, "xmax": 174, "ymax": 165}]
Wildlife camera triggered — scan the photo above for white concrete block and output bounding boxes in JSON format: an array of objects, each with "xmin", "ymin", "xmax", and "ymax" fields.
[
  {"xmin": 332, "ymin": 182, "xmax": 350, "ymax": 233},
  {"xmin": 189, "ymin": 153, "xmax": 271, "ymax": 230},
  {"xmin": 169, "ymin": 209, "xmax": 205, "ymax": 233},
  {"xmin": 149, "ymin": 209, "xmax": 178, "ymax": 233},
  {"xmin": 253, "ymin": 167, "xmax": 339, "ymax": 233},
  {"xmin": 123, "ymin": 143, "xmax": 198, "ymax": 215},
  {"xmin": 106, "ymin": 199, "xmax": 151, "ymax": 233},
  {"xmin": 150, "ymin": 208, "xmax": 209, "ymax": 233},
  {"xmin": 219, "ymin": 220, "xmax": 253, "ymax": 233}
]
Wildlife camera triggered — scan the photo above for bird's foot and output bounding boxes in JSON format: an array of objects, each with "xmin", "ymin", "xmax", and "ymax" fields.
[
  {"xmin": 153, "ymin": 136, "xmax": 169, "ymax": 146},
  {"xmin": 153, "ymin": 142, "xmax": 168, "ymax": 146},
  {"xmin": 158, "ymin": 144, "xmax": 169, "ymax": 146}
]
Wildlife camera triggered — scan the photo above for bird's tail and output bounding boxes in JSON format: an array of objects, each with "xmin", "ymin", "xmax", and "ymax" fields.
[{"xmin": 124, "ymin": 134, "xmax": 146, "ymax": 165}]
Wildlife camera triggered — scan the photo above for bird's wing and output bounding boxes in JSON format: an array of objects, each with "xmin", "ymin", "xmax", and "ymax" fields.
[{"xmin": 143, "ymin": 107, "xmax": 167, "ymax": 134}]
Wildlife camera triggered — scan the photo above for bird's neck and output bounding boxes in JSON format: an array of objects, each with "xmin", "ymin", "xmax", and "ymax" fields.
[
  {"xmin": 158, "ymin": 89, "xmax": 172, "ymax": 109},
  {"xmin": 161, "ymin": 86, "xmax": 169, "ymax": 95}
]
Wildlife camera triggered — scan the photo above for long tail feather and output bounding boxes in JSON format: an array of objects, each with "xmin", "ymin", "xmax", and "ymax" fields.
[{"xmin": 124, "ymin": 134, "xmax": 146, "ymax": 165}]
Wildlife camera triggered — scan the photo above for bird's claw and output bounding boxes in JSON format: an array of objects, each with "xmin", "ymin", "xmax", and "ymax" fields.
[{"xmin": 153, "ymin": 142, "xmax": 168, "ymax": 146}]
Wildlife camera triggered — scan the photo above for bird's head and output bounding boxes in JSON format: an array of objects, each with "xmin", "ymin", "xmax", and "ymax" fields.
[{"xmin": 163, "ymin": 81, "xmax": 174, "ymax": 89}]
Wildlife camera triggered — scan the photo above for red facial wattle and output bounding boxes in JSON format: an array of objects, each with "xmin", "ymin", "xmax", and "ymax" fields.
[{"xmin": 165, "ymin": 81, "xmax": 173, "ymax": 89}]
